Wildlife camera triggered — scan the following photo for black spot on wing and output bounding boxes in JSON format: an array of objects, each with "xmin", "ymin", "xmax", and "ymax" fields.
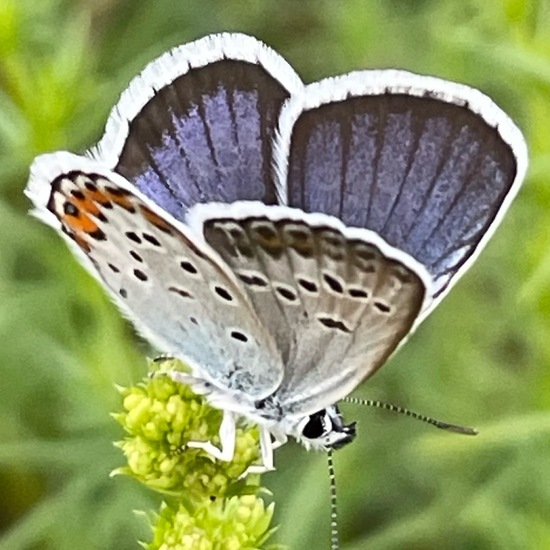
[
  {"xmin": 230, "ymin": 330, "xmax": 249, "ymax": 342},
  {"xmin": 133, "ymin": 269, "xmax": 148, "ymax": 281},
  {"xmin": 89, "ymin": 228, "xmax": 107, "ymax": 241},
  {"xmin": 238, "ymin": 272, "xmax": 269, "ymax": 287},
  {"xmin": 126, "ymin": 231, "xmax": 141, "ymax": 244},
  {"xmin": 63, "ymin": 202, "xmax": 78, "ymax": 216},
  {"xmin": 214, "ymin": 286, "xmax": 233, "ymax": 302},
  {"xmin": 275, "ymin": 285, "xmax": 298, "ymax": 302},
  {"xmin": 298, "ymin": 278, "xmax": 319, "ymax": 294},
  {"xmin": 374, "ymin": 301, "xmax": 391, "ymax": 314},
  {"xmin": 168, "ymin": 286, "xmax": 194, "ymax": 299},
  {"xmin": 130, "ymin": 250, "xmax": 143, "ymax": 262},
  {"xmin": 318, "ymin": 316, "xmax": 351, "ymax": 333},
  {"xmin": 323, "ymin": 272, "xmax": 344, "ymax": 294},
  {"xmin": 180, "ymin": 260, "xmax": 198, "ymax": 274},
  {"xmin": 348, "ymin": 287, "xmax": 369, "ymax": 299},
  {"xmin": 71, "ymin": 189, "xmax": 85, "ymax": 200},
  {"xmin": 142, "ymin": 233, "xmax": 161, "ymax": 246}
]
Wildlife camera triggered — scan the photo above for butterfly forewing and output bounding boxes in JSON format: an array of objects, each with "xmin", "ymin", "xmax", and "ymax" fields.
[
  {"xmin": 195, "ymin": 203, "xmax": 429, "ymax": 415},
  {"xmin": 31, "ymin": 155, "xmax": 284, "ymax": 399},
  {"xmin": 91, "ymin": 34, "xmax": 302, "ymax": 222}
]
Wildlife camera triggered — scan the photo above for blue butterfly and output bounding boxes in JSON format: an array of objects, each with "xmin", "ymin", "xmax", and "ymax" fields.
[{"xmin": 26, "ymin": 33, "xmax": 527, "ymax": 471}]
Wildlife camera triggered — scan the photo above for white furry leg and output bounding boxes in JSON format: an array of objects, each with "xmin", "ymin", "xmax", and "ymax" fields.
[
  {"xmin": 158, "ymin": 369, "xmax": 236, "ymax": 461},
  {"xmin": 186, "ymin": 409, "xmax": 237, "ymax": 462},
  {"xmin": 157, "ymin": 368, "xmax": 281, "ymax": 471},
  {"xmin": 242, "ymin": 426, "xmax": 276, "ymax": 474}
]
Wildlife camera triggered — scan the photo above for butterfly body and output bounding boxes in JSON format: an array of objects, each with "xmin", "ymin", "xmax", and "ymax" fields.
[{"xmin": 26, "ymin": 33, "xmax": 527, "ymax": 468}]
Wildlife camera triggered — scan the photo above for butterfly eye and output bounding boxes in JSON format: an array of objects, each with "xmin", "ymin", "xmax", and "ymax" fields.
[{"xmin": 301, "ymin": 410, "xmax": 331, "ymax": 440}]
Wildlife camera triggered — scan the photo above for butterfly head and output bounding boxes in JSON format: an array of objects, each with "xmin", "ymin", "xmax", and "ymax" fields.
[{"xmin": 296, "ymin": 405, "xmax": 357, "ymax": 452}]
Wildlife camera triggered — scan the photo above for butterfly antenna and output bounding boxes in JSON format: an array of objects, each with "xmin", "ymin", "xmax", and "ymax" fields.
[
  {"xmin": 327, "ymin": 450, "xmax": 340, "ymax": 550},
  {"xmin": 343, "ymin": 396, "xmax": 478, "ymax": 435}
]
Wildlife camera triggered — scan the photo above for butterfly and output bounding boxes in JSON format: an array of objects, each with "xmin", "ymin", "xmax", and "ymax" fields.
[{"xmin": 25, "ymin": 32, "xmax": 527, "ymax": 470}]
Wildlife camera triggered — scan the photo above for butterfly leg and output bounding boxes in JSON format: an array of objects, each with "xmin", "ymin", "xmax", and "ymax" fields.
[
  {"xmin": 186, "ymin": 409, "xmax": 237, "ymax": 462},
  {"xmin": 160, "ymin": 369, "xmax": 279, "ymax": 469},
  {"xmin": 242, "ymin": 426, "xmax": 277, "ymax": 474},
  {"xmin": 271, "ymin": 430, "xmax": 288, "ymax": 450},
  {"xmin": 249, "ymin": 427, "xmax": 289, "ymax": 473},
  {"xmin": 158, "ymin": 369, "xmax": 237, "ymax": 460},
  {"xmin": 163, "ymin": 369, "xmax": 213, "ymax": 395}
]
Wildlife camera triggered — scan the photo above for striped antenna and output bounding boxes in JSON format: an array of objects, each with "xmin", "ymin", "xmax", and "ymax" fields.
[
  {"xmin": 343, "ymin": 396, "xmax": 478, "ymax": 435},
  {"xmin": 327, "ymin": 450, "xmax": 340, "ymax": 550}
]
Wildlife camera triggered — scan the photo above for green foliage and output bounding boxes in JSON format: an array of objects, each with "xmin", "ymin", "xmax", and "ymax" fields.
[{"xmin": 1, "ymin": 0, "xmax": 549, "ymax": 548}]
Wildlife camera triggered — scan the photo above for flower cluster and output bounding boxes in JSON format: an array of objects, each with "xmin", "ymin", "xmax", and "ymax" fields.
[
  {"xmin": 113, "ymin": 359, "xmax": 277, "ymax": 548},
  {"xmin": 146, "ymin": 497, "xmax": 276, "ymax": 550}
]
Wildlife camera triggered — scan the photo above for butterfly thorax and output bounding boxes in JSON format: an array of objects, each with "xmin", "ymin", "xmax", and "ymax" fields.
[{"xmin": 202, "ymin": 379, "xmax": 357, "ymax": 451}]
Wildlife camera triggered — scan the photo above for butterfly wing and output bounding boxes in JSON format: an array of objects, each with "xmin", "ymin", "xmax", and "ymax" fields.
[
  {"xmin": 90, "ymin": 33, "xmax": 302, "ymax": 221},
  {"xmin": 276, "ymin": 71, "xmax": 527, "ymax": 313},
  {"xmin": 26, "ymin": 152, "xmax": 284, "ymax": 399},
  {"xmin": 190, "ymin": 202, "xmax": 431, "ymax": 415}
]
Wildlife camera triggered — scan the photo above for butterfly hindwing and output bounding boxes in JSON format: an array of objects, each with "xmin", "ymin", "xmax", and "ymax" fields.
[
  {"xmin": 27, "ymin": 152, "xmax": 284, "ymax": 399},
  {"xmin": 191, "ymin": 202, "xmax": 431, "ymax": 415},
  {"xmin": 276, "ymin": 71, "xmax": 527, "ymax": 310}
]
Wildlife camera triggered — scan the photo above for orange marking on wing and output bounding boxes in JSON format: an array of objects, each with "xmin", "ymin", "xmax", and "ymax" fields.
[
  {"xmin": 71, "ymin": 193, "xmax": 102, "ymax": 218},
  {"xmin": 83, "ymin": 188, "xmax": 112, "ymax": 207},
  {"xmin": 61, "ymin": 207, "xmax": 100, "ymax": 235},
  {"xmin": 140, "ymin": 205, "xmax": 173, "ymax": 233},
  {"xmin": 105, "ymin": 190, "xmax": 135, "ymax": 211}
]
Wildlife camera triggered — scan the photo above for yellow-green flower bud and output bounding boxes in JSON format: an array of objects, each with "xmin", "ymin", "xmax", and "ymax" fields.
[
  {"xmin": 145, "ymin": 497, "xmax": 277, "ymax": 550},
  {"xmin": 114, "ymin": 359, "xmax": 263, "ymax": 499}
]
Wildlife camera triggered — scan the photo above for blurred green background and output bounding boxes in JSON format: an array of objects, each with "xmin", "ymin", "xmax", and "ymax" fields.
[{"xmin": 1, "ymin": 0, "xmax": 550, "ymax": 548}]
